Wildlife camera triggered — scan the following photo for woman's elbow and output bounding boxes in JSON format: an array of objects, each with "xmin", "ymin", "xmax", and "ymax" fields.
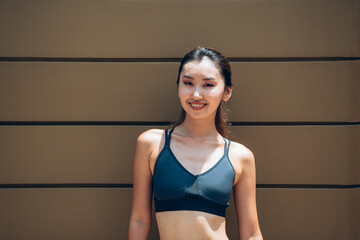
[
  {"xmin": 128, "ymin": 217, "xmax": 152, "ymax": 240},
  {"xmin": 247, "ymin": 233, "xmax": 263, "ymax": 240}
]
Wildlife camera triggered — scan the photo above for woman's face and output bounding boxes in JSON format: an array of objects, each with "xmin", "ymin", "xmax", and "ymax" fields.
[{"xmin": 178, "ymin": 57, "xmax": 232, "ymax": 120}]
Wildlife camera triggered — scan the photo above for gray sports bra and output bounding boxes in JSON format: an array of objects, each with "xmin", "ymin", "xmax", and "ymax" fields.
[{"xmin": 152, "ymin": 128, "xmax": 235, "ymax": 217}]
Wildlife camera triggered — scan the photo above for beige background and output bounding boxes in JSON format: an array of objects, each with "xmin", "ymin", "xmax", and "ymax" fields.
[{"xmin": 0, "ymin": 0, "xmax": 359, "ymax": 239}]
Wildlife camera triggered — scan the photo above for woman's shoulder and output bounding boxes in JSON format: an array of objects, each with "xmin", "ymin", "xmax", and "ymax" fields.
[
  {"xmin": 136, "ymin": 128, "xmax": 166, "ymax": 146},
  {"xmin": 136, "ymin": 129, "xmax": 167, "ymax": 169},
  {"xmin": 227, "ymin": 140, "xmax": 256, "ymax": 183},
  {"xmin": 228, "ymin": 139, "xmax": 255, "ymax": 165}
]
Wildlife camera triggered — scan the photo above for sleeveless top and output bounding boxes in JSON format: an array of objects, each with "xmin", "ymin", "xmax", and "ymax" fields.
[{"xmin": 152, "ymin": 128, "xmax": 235, "ymax": 217}]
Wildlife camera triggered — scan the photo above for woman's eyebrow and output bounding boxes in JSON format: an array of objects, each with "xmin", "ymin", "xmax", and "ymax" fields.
[
  {"xmin": 183, "ymin": 75, "xmax": 194, "ymax": 79},
  {"xmin": 182, "ymin": 75, "xmax": 215, "ymax": 80}
]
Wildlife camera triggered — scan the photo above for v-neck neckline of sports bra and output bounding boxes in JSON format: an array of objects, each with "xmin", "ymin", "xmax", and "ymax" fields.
[{"xmin": 166, "ymin": 129, "xmax": 228, "ymax": 177}]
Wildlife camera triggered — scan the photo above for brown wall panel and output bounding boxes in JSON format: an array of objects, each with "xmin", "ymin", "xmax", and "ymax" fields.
[
  {"xmin": 349, "ymin": 126, "xmax": 360, "ymax": 184},
  {"xmin": 232, "ymin": 61, "xmax": 360, "ymax": 122},
  {"xmin": 0, "ymin": 188, "xmax": 357, "ymax": 240},
  {"xmin": 1, "ymin": 61, "xmax": 358, "ymax": 122},
  {"xmin": 0, "ymin": 0, "xmax": 359, "ymax": 58},
  {"xmin": 253, "ymin": 188, "xmax": 358, "ymax": 240},
  {"xmin": 0, "ymin": 188, "xmax": 159, "ymax": 240},
  {"xmin": 0, "ymin": 126, "xmax": 148, "ymax": 184},
  {"xmin": 231, "ymin": 126, "xmax": 360, "ymax": 185},
  {"xmin": 353, "ymin": 190, "xmax": 360, "ymax": 239},
  {"xmin": 0, "ymin": 62, "xmax": 180, "ymax": 122},
  {"xmin": 0, "ymin": 126, "xmax": 358, "ymax": 185},
  {"xmin": 350, "ymin": 61, "xmax": 360, "ymax": 121}
]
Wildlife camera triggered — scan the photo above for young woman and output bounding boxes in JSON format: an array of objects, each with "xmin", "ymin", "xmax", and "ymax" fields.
[{"xmin": 128, "ymin": 47, "xmax": 263, "ymax": 240}]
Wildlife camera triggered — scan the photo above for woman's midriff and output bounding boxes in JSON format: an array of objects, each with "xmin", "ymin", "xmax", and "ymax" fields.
[{"xmin": 155, "ymin": 211, "xmax": 229, "ymax": 240}]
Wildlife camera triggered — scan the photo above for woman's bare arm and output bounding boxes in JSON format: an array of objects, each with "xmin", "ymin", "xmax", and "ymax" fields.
[
  {"xmin": 233, "ymin": 145, "xmax": 263, "ymax": 240},
  {"xmin": 128, "ymin": 131, "xmax": 155, "ymax": 240}
]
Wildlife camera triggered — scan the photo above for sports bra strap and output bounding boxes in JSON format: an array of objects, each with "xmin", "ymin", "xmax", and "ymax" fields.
[
  {"xmin": 164, "ymin": 129, "xmax": 169, "ymax": 147},
  {"xmin": 222, "ymin": 137, "xmax": 231, "ymax": 154},
  {"xmin": 164, "ymin": 128, "xmax": 175, "ymax": 147}
]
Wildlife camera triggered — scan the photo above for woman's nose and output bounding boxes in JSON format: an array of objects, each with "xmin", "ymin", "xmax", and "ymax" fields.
[{"xmin": 191, "ymin": 89, "xmax": 203, "ymax": 99}]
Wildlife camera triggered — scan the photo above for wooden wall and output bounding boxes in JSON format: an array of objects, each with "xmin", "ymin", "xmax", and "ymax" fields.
[{"xmin": 0, "ymin": 0, "xmax": 359, "ymax": 239}]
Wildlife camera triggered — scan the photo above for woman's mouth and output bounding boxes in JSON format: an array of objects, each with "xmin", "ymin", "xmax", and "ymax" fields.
[{"xmin": 189, "ymin": 102, "xmax": 207, "ymax": 110}]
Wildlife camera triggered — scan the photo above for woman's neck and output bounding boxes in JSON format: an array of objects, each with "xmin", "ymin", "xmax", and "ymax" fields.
[{"xmin": 177, "ymin": 114, "xmax": 218, "ymax": 139}]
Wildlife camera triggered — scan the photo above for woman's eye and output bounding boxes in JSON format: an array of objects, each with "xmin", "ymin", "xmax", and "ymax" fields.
[
  {"xmin": 204, "ymin": 83, "xmax": 214, "ymax": 87},
  {"xmin": 184, "ymin": 81, "xmax": 192, "ymax": 86}
]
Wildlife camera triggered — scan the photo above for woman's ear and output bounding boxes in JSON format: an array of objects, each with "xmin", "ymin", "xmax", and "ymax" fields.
[{"xmin": 223, "ymin": 86, "xmax": 233, "ymax": 102}]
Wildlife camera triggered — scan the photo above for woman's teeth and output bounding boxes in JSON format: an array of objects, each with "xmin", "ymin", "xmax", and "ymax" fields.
[
  {"xmin": 189, "ymin": 102, "xmax": 206, "ymax": 109},
  {"xmin": 191, "ymin": 103, "xmax": 204, "ymax": 107}
]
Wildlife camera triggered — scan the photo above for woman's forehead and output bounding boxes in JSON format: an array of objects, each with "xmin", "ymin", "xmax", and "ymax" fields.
[{"xmin": 181, "ymin": 58, "xmax": 221, "ymax": 78}]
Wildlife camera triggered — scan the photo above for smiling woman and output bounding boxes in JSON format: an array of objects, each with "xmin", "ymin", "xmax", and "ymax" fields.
[
  {"xmin": 178, "ymin": 58, "xmax": 229, "ymax": 118},
  {"xmin": 172, "ymin": 47, "xmax": 233, "ymax": 138},
  {"xmin": 128, "ymin": 47, "xmax": 263, "ymax": 240}
]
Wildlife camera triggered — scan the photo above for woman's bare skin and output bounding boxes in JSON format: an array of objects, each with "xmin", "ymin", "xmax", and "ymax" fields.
[
  {"xmin": 145, "ymin": 128, "xmax": 247, "ymax": 240},
  {"xmin": 128, "ymin": 52, "xmax": 263, "ymax": 240},
  {"xmin": 156, "ymin": 211, "xmax": 228, "ymax": 240}
]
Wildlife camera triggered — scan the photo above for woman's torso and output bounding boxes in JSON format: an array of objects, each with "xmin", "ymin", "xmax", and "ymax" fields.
[
  {"xmin": 155, "ymin": 211, "xmax": 227, "ymax": 240},
  {"xmin": 149, "ymin": 128, "xmax": 242, "ymax": 240}
]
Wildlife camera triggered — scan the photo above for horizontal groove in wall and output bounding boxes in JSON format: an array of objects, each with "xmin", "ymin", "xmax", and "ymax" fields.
[
  {"xmin": 229, "ymin": 122, "xmax": 360, "ymax": 126},
  {"xmin": 257, "ymin": 184, "xmax": 360, "ymax": 189},
  {"xmin": 0, "ymin": 183, "xmax": 133, "ymax": 188},
  {"xmin": 0, "ymin": 183, "xmax": 359, "ymax": 189},
  {"xmin": 0, "ymin": 57, "xmax": 359, "ymax": 63},
  {"xmin": 0, "ymin": 121, "xmax": 359, "ymax": 126}
]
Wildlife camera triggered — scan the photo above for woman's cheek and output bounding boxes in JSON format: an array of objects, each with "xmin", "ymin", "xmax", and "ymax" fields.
[
  {"xmin": 178, "ymin": 92, "xmax": 187, "ymax": 101},
  {"xmin": 178, "ymin": 85, "xmax": 189, "ymax": 95},
  {"xmin": 207, "ymin": 90, "xmax": 223, "ymax": 99}
]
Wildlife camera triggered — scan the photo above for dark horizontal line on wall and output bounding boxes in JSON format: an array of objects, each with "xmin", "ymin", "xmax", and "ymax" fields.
[
  {"xmin": 1, "ymin": 183, "xmax": 359, "ymax": 189},
  {"xmin": 0, "ymin": 57, "xmax": 182, "ymax": 63},
  {"xmin": 230, "ymin": 57, "xmax": 360, "ymax": 62},
  {"xmin": 0, "ymin": 121, "xmax": 171, "ymax": 126},
  {"xmin": 0, "ymin": 183, "xmax": 133, "ymax": 189},
  {"xmin": 0, "ymin": 121, "xmax": 359, "ymax": 126},
  {"xmin": 0, "ymin": 57, "xmax": 359, "ymax": 63},
  {"xmin": 257, "ymin": 184, "xmax": 360, "ymax": 189},
  {"xmin": 229, "ymin": 121, "xmax": 360, "ymax": 126}
]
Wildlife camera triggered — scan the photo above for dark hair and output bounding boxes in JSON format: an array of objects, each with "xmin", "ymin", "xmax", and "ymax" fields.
[{"xmin": 170, "ymin": 46, "xmax": 233, "ymax": 138}]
